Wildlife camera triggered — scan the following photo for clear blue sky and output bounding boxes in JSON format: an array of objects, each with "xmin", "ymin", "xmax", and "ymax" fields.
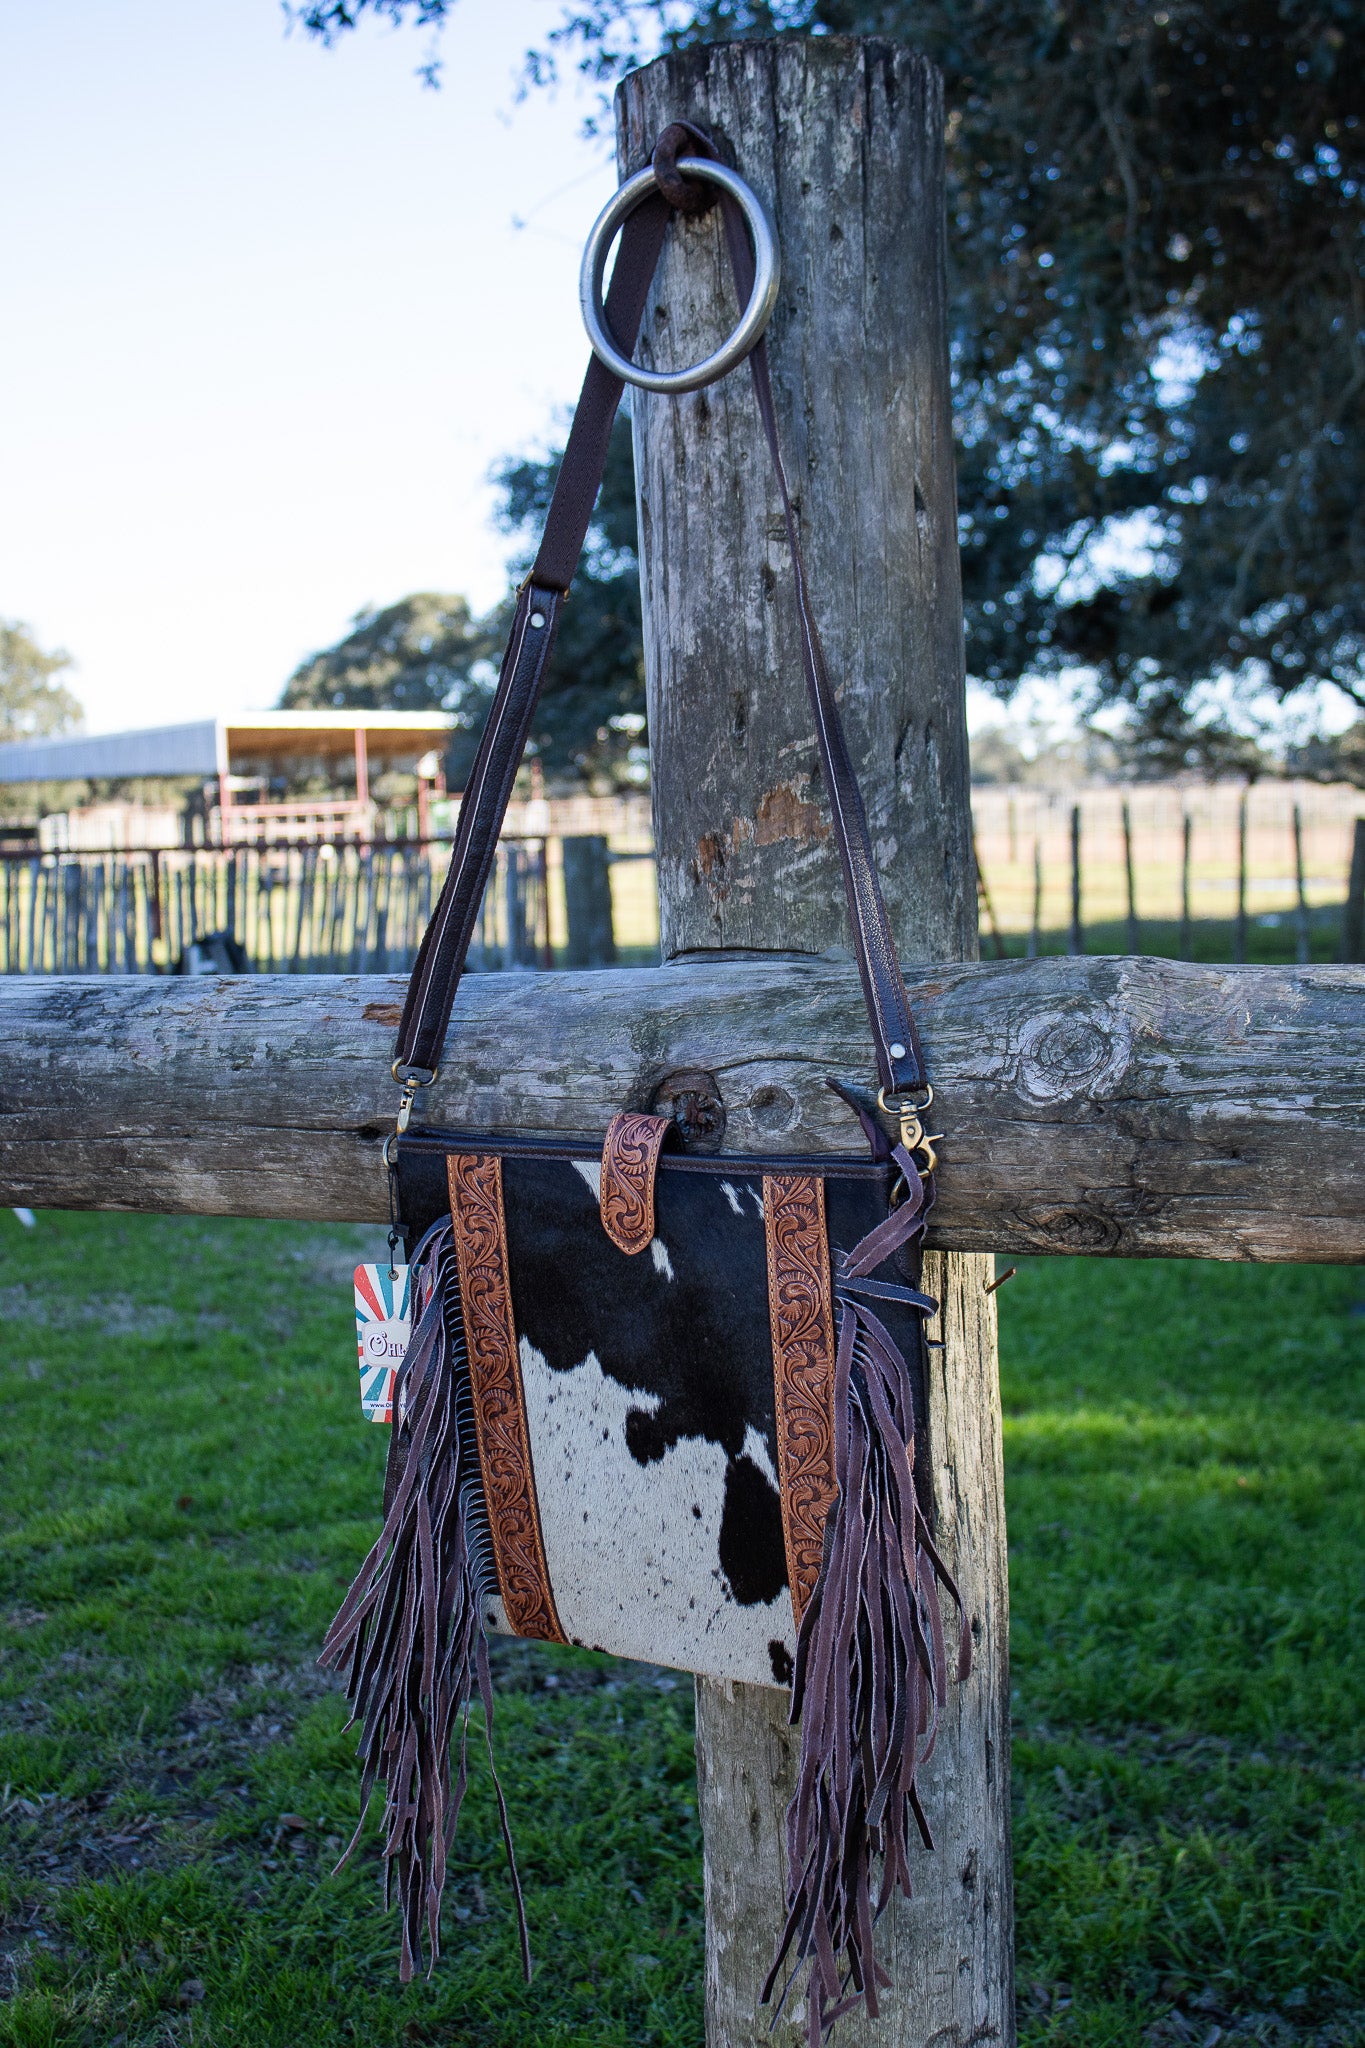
[{"xmin": 1, "ymin": 1, "xmax": 617, "ymax": 732}]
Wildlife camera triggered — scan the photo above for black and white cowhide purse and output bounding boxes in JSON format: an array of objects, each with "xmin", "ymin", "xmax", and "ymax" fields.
[{"xmin": 324, "ymin": 122, "xmax": 971, "ymax": 2045}]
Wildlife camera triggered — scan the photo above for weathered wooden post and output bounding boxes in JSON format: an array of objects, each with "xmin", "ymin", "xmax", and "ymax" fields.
[
  {"xmin": 620, "ymin": 41, "xmax": 1012, "ymax": 2046},
  {"xmin": 561, "ymin": 836, "xmax": 618, "ymax": 967}
]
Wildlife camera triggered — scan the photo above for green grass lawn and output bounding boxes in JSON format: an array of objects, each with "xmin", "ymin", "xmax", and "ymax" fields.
[
  {"xmin": 0, "ymin": 1211, "xmax": 1361, "ymax": 2047},
  {"xmin": 986, "ymin": 908, "xmax": 1354, "ymax": 965}
]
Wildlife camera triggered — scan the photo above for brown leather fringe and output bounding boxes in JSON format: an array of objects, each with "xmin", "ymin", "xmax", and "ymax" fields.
[
  {"xmin": 320, "ymin": 1219, "xmax": 529, "ymax": 1985},
  {"xmin": 764, "ymin": 1146, "xmax": 972, "ymax": 2046}
]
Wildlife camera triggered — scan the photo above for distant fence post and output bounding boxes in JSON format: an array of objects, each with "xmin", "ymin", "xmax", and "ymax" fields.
[
  {"xmin": 503, "ymin": 848, "xmax": 526, "ymax": 968},
  {"xmin": 1293, "ymin": 803, "xmax": 1311, "ymax": 966},
  {"xmin": 1344, "ymin": 818, "xmax": 1365, "ymax": 964},
  {"xmin": 1122, "ymin": 798, "xmax": 1140, "ymax": 954},
  {"xmin": 1068, "ymin": 802, "xmax": 1083, "ymax": 955},
  {"xmin": 1235, "ymin": 791, "xmax": 1249, "ymax": 963},
  {"xmin": 974, "ymin": 832, "xmax": 1006, "ymax": 959},
  {"xmin": 562, "ymin": 836, "xmax": 618, "ymax": 968}
]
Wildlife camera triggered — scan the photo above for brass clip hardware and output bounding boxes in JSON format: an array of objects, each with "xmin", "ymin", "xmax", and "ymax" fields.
[
  {"xmin": 877, "ymin": 1083, "xmax": 943, "ymax": 1179},
  {"xmin": 391, "ymin": 1061, "xmax": 439, "ymax": 1139}
]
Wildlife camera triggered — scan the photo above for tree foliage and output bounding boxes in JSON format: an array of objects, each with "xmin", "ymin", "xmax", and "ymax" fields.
[
  {"xmin": 280, "ymin": 592, "xmax": 493, "ymax": 715},
  {"xmin": 300, "ymin": 0, "xmax": 1364, "ymax": 773},
  {"xmin": 276, "ymin": 428, "xmax": 646, "ymax": 789},
  {"xmin": 1287, "ymin": 717, "xmax": 1365, "ymax": 786},
  {"xmin": 279, "ymin": 594, "xmax": 497, "ymax": 783},
  {"xmin": 0, "ymin": 620, "xmax": 82, "ymax": 744}
]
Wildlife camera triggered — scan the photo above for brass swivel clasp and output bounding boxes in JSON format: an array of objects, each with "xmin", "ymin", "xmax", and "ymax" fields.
[
  {"xmin": 877, "ymin": 1082, "xmax": 943, "ymax": 1183},
  {"xmin": 392, "ymin": 1060, "xmax": 439, "ymax": 1138}
]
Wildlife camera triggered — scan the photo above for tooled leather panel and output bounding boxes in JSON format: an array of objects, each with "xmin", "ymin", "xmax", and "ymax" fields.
[
  {"xmin": 763, "ymin": 1173, "xmax": 839, "ymax": 1628},
  {"xmin": 446, "ymin": 1152, "xmax": 566, "ymax": 1644},
  {"xmin": 600, "ymin": 1111, "xmax": 672, "ymax": 1256}
]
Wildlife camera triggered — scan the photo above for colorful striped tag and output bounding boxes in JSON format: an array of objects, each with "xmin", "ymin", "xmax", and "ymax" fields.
[{"xmin": 353, "ymin": 1263, "xmax": 410, "ymax": 1424}]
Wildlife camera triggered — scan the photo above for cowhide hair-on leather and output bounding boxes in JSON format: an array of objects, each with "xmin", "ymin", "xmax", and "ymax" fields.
[{"xmin": 396, "ymin": 1135, "xmax": 918, "ymax": 1688}]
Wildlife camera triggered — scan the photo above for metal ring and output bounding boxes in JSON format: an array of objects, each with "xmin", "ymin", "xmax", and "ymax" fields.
[
  {"xmin": 877, "ymin": 1083, "xmax": 934, "ymax": 1118},
  {"xmin": 391, "ymin": 1061, "xmax": 438, "ymax": 1087},
  {"xmin": 580, "ymin": 158, "xmax": 780, "ymax": 395}
]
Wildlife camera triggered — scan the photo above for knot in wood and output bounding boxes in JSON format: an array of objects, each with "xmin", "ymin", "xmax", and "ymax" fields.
[
  {"xmin": 1031, "ymin": 1204, "xmax": 1125, "ymax": 1253},
  {"xmin": 1013, "ymin": 1006, "xmax": 1131, "ymax": 1108}
]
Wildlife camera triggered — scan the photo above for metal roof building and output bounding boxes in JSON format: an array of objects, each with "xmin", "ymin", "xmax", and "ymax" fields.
[
  {"xmin": 0, "ymin": 711, "xmax": 452, "ymax": 785},
  {"xmin": 0, "ymin": 711, "xmax": 454, "ymax": 844}
]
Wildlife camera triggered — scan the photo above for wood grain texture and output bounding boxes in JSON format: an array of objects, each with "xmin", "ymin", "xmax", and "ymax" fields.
[
  {"xmin": 620, "ymin": 39, "xmax": 974, "ymax": 968},
  {"xmin": 620, "ymin": 40, "xmax": 1012, "ymax": 2048},
  {"xmin": 2, "ymin": 957, "xmax": 1359, "ymax": 1263}
]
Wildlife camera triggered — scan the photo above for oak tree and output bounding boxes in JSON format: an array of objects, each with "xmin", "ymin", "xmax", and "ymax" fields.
[{"xmin": 295, "ymin": 0, "xmax": 1364, "ymax": 771}]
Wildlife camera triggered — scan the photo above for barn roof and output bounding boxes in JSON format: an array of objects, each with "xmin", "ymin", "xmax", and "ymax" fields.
[{"xmin": 0, "ymin": 711, "xmax": 453, "ymax": 784}]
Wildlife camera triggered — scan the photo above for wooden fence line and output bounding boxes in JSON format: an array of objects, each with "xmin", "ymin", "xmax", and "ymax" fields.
[
  {"xmin": 4, "ymin": 788, "xmax": 1363, "ymax": 975},
  {"xmin": 971, "ymin": 780, "xmax": 1365, "ymax": 948},
  {"xmin": 0, "ymin": 841, "xmax": 552, "ymax": 976}
]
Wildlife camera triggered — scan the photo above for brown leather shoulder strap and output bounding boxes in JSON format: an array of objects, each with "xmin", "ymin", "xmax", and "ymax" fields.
[
  {"xmin": 394, "ymin": 131, "xmax": 926, "ymax": 1100},
  {"xmin": 394, "ymin": 193, "xmax": 670, "ymax": 1077}
]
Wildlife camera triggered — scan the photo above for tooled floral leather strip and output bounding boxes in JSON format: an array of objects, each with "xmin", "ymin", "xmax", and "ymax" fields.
[
  {"xmin": 763, "ymin": 1173, "xmax": 839, "ymax": 1627},
  {"xmin": 600, "ymin": 1111, "xmax": 672, "ymax": 1256},
  {"xmin": 446, "ymin": 1153, "xmax": 566, "ymax": 1644}
]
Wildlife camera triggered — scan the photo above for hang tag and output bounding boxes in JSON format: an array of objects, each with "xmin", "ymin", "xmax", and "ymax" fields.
[{"xmin": 354, "ymin": 1264, "xmax": 410, "ymax": 1424}]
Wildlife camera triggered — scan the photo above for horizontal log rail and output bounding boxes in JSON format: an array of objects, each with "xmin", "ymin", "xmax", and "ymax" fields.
[{"xmin": 1, "ymin": 957, "xmax": 1360, "ymax": 1261}]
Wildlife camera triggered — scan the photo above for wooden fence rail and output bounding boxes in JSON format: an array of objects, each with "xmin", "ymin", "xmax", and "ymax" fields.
[{"xmin": 1, "ymin": 955, "xmax": 1360, "ymax": 1263}]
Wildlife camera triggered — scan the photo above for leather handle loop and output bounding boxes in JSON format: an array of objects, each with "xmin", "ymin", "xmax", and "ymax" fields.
[
  {"xmin": 600, "ymin": 1111, "xmax": 674, "ymax": 1255},
  {"xmin": 393, "ymin": 128, "xmax": 926, "ymax": 1099}
]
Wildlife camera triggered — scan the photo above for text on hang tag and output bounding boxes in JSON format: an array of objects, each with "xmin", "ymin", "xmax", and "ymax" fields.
[{"xmin": 353, "ymin": 1263, "xmax": 410, "ymax": 1424}]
